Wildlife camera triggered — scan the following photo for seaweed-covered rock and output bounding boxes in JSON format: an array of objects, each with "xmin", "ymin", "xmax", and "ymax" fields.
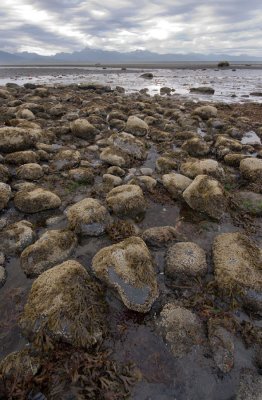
[
  {"xmin": 0, "ymin": 164, "xmax": 10, "ymax": 183},
  {"xmin": 16, "ymin": 163, "xmax": 44, "ymax": 180},
  {"xmin": 70, "ymin": 118, "xmax": 97, "ymax": 140},
  {"xmin": 0, "ymin": 127, "xmax": 38, "ymax": 153},
  {"xmin": 236, "ymin": 369, "xmax": 262, "ymax": 400},
  {"xmin": 5, "ymin": 150, "xmax": 39, "ymax": 165},
  {"xmin": 180, "ymin": 159, "xmax": 225, "ymax": 180},
  {"xmin": 0, "ymin": 220, "xmax": 35, "ymax": 255},
  {"xmin": 157, "ymin": 304, "xmax": 204, "ymax": 357},
  {"xmin": 182, "ymin": 138, "xmax": 210, "ymax": 157},
  {"xmin": 213, "ymin": 232, "xmax": 262, "ymax": 312},
  {"xmin": 125, "ymin": 116, "xmax": 149, "ymax": 137},
  {"xmin": 19, "ymin": 260, "xmax": 106, "ymax": 348},
  {"xmin": 110, "ymin": 132, "xmax": 147, "ymax": 160},
  {"xmin": 0, "ymin": 183, "xmax": 11, "ymax": 211},
  {"xmin": 100, "ymin": 146, "xmax": 130, "ymax": 167},
  {"xmin": 66, "ymin": 198, "xmax": 111, "ymax": 236},
  {"xmin": 234, "ymin": 191, "xmax": 262, "ymax": 216},
  {"xmin": 183, "ymin": 175, "xmax": 227, "ymax": 220},
  {"xmin": 92, "ymin": 236, "xmax": 158, "ymax": 312},
  {"xmin": 165, "ymin": 242, "xmax": 207, "ymax": 279},
  {"xmin": 14, "ymin": 187, "xmax": 61, "ymax": 213},
  {"xmin": 51, "ymin": 149, "xmax": 81, "ymax": 171},
  {"xmin": 208, "ymin": 319, "xmax": 234, "ymax": 373},
  {"xmin": 240, "ymin": 158, "xmax": 262, "ymax": 181},
  {"xmin": 68, "ymin": 167, "xmax": 94, "ymax": 183},
  {"xmin": 106, "ymin": 184, "xmax": 146, "ymax": 218},
  {"xmin": 193, "ymin": 105, "xmax": 217, "ymax": 119},
  {"xmin": 20, "ymin": 229, "xmax": 77, "ymax": 277},
  {"xmin": 142, "ymin": 226, "xmax": 178, "ymax": 248},
  {"xmin": 0, "ymin": 349, "xmax": 40, "ymax": 383},
  {"xmin": 162, "ymin": 173, "xmax": 192, "ymax": 199},
  {"xmin": 0, "ymin": 265, "xmax": 6, "ymax": 287}
]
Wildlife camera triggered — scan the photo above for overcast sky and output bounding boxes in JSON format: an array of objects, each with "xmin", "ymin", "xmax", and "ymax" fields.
[{"xmin": 1, "ymin": 0, "xmax": 261, "ymax": 55}]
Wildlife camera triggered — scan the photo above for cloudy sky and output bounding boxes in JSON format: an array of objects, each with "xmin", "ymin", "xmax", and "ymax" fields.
[{"xmin": 1, "ymin": 0, "xmax": 261, "ymax": 55}]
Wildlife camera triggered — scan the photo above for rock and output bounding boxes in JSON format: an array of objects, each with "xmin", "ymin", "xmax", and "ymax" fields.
[
  {"xmin": 236, "ymin": 369, "xmax": 262, "ymax": 400},
  {"xmin": 92, "ymin": 236, "xmax": 158, "ymax": 312},
  {"xmin": 19, "ymin": 260, "xmax": 106, "ymax": 348},
  {"xmin": 213, "ymin": 232, "xmax": 262, "ymax": 312},
  {"xmin": 0, "ymin": 127, "xmax": 37, "ymax": 153},
  {"xmin": 240, "ymin": 158, "xmax": 262, "ymax": 181},
  {"xmin": 20, "ymin": 229, "xmax": 78, "ymax": 277},
  {"xmin": 51, "ymin": 149, "xmax": 81, "ymax": 171},
  {"xmin": 68, "ymin": 167, "xmax": 94, "ymax": 183},
  {"xmin": 140, "ymin": 167, "xmax": 153, "ymax": 176},
  {"xmin": 215, "ymin": 136, "xmax": 242, "ymax": 152},
  {"xmin": 106, "ymin": 184, "xmax": 146, "ymax": 218},
  {"xmin": 180, "ymin": 159, "xmax": 225, "ymax": 180},
  {"xmin": 16, "ymin": 163, "xmax": 44, "ymax": 181},
  {"xmin": 70, "ymin": 118, "xmax": 97, "ymax": 141},
  {"xmin": 156, "ymin": 156, "xmax": 177, "ymax": 173},
  {"xmin": 125, "ymin": 116, "xmax": 149, "ymax": 137},
  {"xmin": 0, "ymin": 265, "xmax": 6, "ymax": 287},
  {"xmin": 0, "ymin": 220, "xmax": 35, "ymax": 255},
  {"xmin": 157, "ymin": 304, "xmax": 204, "ymax": 357},
  {"xmin": 142, "ymin": 226, "xmax": 178, "ymax": 248},
  {"xmin": 165, "ymin": 242, "xmax": 207, "ymax": 279},
  {"xmin": 107, "ymin": 166, "xmax": 125, "ymax": 177},
  {"xmin": 103, "ymin": 173, "xmax": 122, "ymax": 187},
  {"xmin": 183, "ymin": 175, "xmax": 227, "ymax": 220},
  {"xmin": 193, "ymin": 105, "xmax": 218, "ymax": 120},
  {"xmin": 234, "ymin": 191, "xmax": 262, "ymax": 216},
  {"xmin": 162, "ymin": 173, "xmax": 192, "ymax": 199},
  {"xmin": 16, "ymin": 108, "xmax": 35, "ymax": 120},
  {"xmin": 160, "ymin": 87, "xmax": 172, "ymax": 95},
  {"xmin": 135, "ymin": 176, "xmax": 157, "ymax": 192},
  {"xmin": 66, "ymin": 198, "xmax": 111, "ymax": 236},
  {"xmin": 224, "ymin": 153, "xmax": 247, "ymax": 167},
  {"xmin": 100, "ymin": 146, "xmax": 129, "ymax": 167},
  {"xmin": 208, "ymin": 319, "xmax": 234, "ymax": 373},
  {"xmin": 182, "ymin": 138, "xmax": 210, "ymax": 157},
  {"xmin": 110, "ymin": 132, "xmax": 146, "ymax": 160},
  {"xmin": 140, "ymin": 73, "xmax": 154, "ymax": 79},
  {"xmin": 190, "ymin": 87, "xmax": 215, "ymax": 95},
  {"xmin": 0, "ymin": 183, "xmax": 11, "ymax": 210},
  {"xmin": 5, "ymin": 150, "xmax": 39, "ymax": 165},
  {"xmin": 0, "ymin": 164, "xmax": 10, "ymax": 182},
  {"xmin": 14, "ymin": 187, "xmax": 61, "ymax": 213}
]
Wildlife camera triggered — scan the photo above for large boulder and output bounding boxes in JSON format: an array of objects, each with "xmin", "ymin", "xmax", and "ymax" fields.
[
  {"xmin": 183, "ymin": 175, "xmax": 227, "ymax": 220},
  {"xmin": 16, "ymin": 163, "xmax": 44, "ymax": 181},
  {"xmin": 19, "ymin": 260, "xmax": 106, "ymax": 348},
  {"xmin": 0, "ymin": 220, "xmax": 35, "ymax": 255},
  {"xmin": 20, "ymin": 229, "xmax": 77, "ymax": 277},
  {"xmin": 125, "ymin": 116, "xmax": 149, "ymax": 137},
  {"xmin": 162, "ymin": 173, "xmax": 192, "ymax": 199},
  {"xmin": 157, "ymin": 304, "xmax": 205, "ymax": 357},
  {"xmin": 0, "ymin": 183, "xmax": 11, "ymax": 210},
  {"xmin": 106, "ymin": 184, "xmax": 146, "ymax": 218},
  {"xmin": 213, "ymin": 232, "xmax": 262, "ymax": 312},
  {"xmin": 0, "ymin": 127, "xmax": 37, "ymax": 152},
  {"xmin": 70, "ymin": 118, "xmax": 97, "ymax": 141},
  {"xmin": 180, "ymin": 159, "xmax": 225, "ymax": 180},
  {"xmin": 14, "ymin": 187, "xmax": 61, "ymax": 213},
  {"xmin": 240, "ymin": 158, "xmax": 262, "ymax": 181},
  {"xmin": 92, "ymin": 236, "xmax": 158, "ymax": 312},
  {"xmin": 66, "ymin": 198, "xmax": 111, "ymax": 236}
]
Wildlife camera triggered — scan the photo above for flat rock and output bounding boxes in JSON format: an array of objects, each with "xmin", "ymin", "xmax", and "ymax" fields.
[
  {"xmin": 14, "ymin": 187, "xmax": 61, "ymax": 213},
  {"xmin": 92, "ymin": 236, "xmax": 158, "ymax": 312}
]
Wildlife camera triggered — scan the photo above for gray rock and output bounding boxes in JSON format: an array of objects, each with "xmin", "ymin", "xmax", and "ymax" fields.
[{"xmin": 0, "ymin": 220, "xmax": 35, "ymax": 255}]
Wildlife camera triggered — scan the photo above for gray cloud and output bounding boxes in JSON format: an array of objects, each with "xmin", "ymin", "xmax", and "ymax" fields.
[{"xmin": 1, "ymin": 0, "xmax": 261, "ymax": 55}]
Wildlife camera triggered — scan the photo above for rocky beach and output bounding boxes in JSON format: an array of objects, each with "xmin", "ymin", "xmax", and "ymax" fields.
[{"xmin": 0, "ymin": 74, "xmax": 261, "ymax": 399}]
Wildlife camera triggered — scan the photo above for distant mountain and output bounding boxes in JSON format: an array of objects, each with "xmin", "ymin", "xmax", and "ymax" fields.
[{"xmin": 0, "ymin": 48, "xmax": 261, "ymax": 64}]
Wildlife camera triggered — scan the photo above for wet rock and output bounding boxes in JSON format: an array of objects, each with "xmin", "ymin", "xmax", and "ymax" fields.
[
  {"xmin": 51, "ymin": 149, "xmax": 81, "ymax": 171},
  {"xmin": 240, "ymin": 158, "xmax": 262, "ymax": 181},
  {"xmin": 68, "ymin": 167, "xmax": 94, "ymax": 183},
  {"xmin": 157, "ymin": 304, "xmax": 204, "ymax": 357},
  {"xmin": 107, "ymin": 166, "xmax": 125, "ymax": 176},
  {"xmin": 234, "ymin": 191, "xmax": 262, "ymax": 216},
  {"xmin": 106, "ymin": 184, "xmax": 146, "ymax": 218},
  {"xmin": 160, "ymin": 87, "xmax": 172, "ymax": 95},
  {"xmin": 14, "ymin": 187, "xmax": 61, "ymax": 213},
  {"xmin": 0, "ymin": 164, "xmax": 10, "ymax": 182},
  {"xmin": 0, "ymin": 182, "xmax": 11, "ymax": 210},
  {"xmin": 19, "ymin": 260, "xmax": 106, "ymax": 348},
  {"xmin": 180, "ymin": 159, "xmax": 225, "ymax": 180},
  {"xmin": 190, "ymin": 87, "xmax": 215, "ymax": 95},
  {"xmin": 16, "ymin": 163, "xmax": 44, "ymax": 181},
  {"xmin": 162, "ymin": 173, "xmax": 192, "ymax": 199},
  {"xmin": 5, "ymin": 150, "xmax": 40, "ymax": 165},
  {"xmin": 110, "ymin": 131, "xmax": 147, "ymax": 160},
  {"xmin": 70, "ymin": 118, "xmax": 97, "ymax": 141},
  {"xmin": 215, "ymin": 135, "xmax": 242, "ymax": 152},
  {"xmin": 135, "ymin": 176, "xmax": 157, "ymax": 192},
  {"xmin": 208, "ymin": 319, "xmax": 234, "ymax": 373},
  {"xmin": 140, "ymin": 73, "xmax": 154, "ymax": 79},
  {"xmin": 0, "ymin": 220, "xmax": 35, "ymax": 255},
  {"xmin": 236, "ymin": 369, "xmax": 262, "ymax": 400},
  {"xmin": 0, "ymin": 349, "xmax": 40, "ymax": 383},
  {"xmin": 193, "ymin": 105, "xmax": 218, "ymax": 120},
  {"xmin": 213, "ymin": 232, "xmax": 262, "ymax": 312},
  {"xmin": 224, "ymin": 153, "xmax": 247, "ymax": 167},
  {"xmin": 103, "ymin": 173, "xmax": 122, "ymax": 187},
  {"xmin": 165, "ymin": 242, "xmax": 207, "ymax": 279},
  {"xmin": 92, "ymin": 236, "xmax": 158, "ymax": 312},
  {"xmin": 0, "ymin": 265, "xmax": 6, "ymax": 287},
  {"xmin": 142, "ymin": 226, "xmax": 178, "ymax": 248},
  {"xmin": 140, "ymin": 167, "xmax": 153, "ymax": 176},
  {"xmin": 125, "ymin": 116, "xmax": 149, "ymax": 137},
  {"xmin": 66, "ymin": 198, "xmax": 111, "ymax": 236},
  {"xmin": 183, "ymin": 175, "xmax": 227, "ymax": 220},
  {"xmin": 182, "ymin": 137, "xmax": 210, "ymax": 157},
  {"xmin": 100, "ymin": 146, "xmax": 129, "ymax": 167},
  {"xmin": 20, "ymin": 229, "xmax": 78, "ymax": 277},
  {"xmin": 156, "ymin": 156, "xmax": 177, "ymax": 173},
  {"xmin": 0, "ymin": 127, "xmax": 37, "ymax": 153},
  {"xmin": 16, "ymin": 108, "xmax": 35, "ymax": 120}
]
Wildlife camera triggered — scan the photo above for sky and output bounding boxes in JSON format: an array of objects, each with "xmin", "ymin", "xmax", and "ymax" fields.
[{"xmin": 1, "ymin": 0, "xmax": 261, "ymax": 56}]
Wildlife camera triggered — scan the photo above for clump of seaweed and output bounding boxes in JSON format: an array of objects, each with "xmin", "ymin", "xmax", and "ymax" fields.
[
  {"xmin": 0, "ymin": 343, "xmax": 137, "ymax": 400},
  {"xmin": 106, "ymin": 220, "xmax": 136, "ymax": 242}
]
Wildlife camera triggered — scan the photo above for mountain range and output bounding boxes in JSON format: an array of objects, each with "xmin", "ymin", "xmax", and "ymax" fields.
[{"xmin": 0, "ymin": 48, "xmax": 261, "ymax": 64}]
